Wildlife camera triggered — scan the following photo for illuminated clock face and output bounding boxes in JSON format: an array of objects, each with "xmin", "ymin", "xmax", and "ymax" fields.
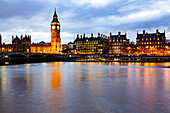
[
  {"xmin": 57, "ymin": 26, "xmax": 60, "ymax": 30},
  {"xmin": 52, "ymin": 26, "xmax": 55, "ymax": 29}
]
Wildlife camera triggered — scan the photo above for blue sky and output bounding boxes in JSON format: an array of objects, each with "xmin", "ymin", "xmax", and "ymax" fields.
[{"xmin": 0, "ymin": 0, "xmax": 170, "ymax": 44}]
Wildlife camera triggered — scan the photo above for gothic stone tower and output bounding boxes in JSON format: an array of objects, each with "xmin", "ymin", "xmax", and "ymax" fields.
[{"xmin": 51, "ymin": 8, "xmax": 60, "ymax": 54}]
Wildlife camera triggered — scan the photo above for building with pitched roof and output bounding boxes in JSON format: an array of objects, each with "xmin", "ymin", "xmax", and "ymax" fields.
[
  {"xmin": 108, "ymin": 32, "xmax": 130, "ymax": 54},
  {"xmin": 73, "ymin": 33, "xmax": 109, "ymax": 54},
  {"xmin": 136, "ymin": 29, "xmax": 166, "ymax": 55}
]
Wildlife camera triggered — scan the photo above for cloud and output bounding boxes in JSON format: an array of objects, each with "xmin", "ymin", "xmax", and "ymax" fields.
[
  {"xmin": 92, "ymin": 0, "xmax": 170, "ymax": 26},
  {"xmin": 61, "ymin": 32, "xmax": 74, "ymax": 44},
  {"xmin": 0, "ymin": 0, "xmax": 170, "ymax": 45},
  {"xmin": 71, "ymin": 0, "xmax": 118, "ymax": 7}
]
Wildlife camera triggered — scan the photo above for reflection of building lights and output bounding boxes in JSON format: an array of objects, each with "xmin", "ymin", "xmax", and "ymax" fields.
[
  {"xmin": 165, "ymin": 46, "xmax": 169, "ymax": 49},
  {"xmin": 27, "ymin": 49, "xmax": 29, "ymax": 53},
  {"xmin": 26, "ymin": 64, "xmax": 31, "ymax": 67},
  {"xmin": 144, "ymin": 63, "xmax": 149, "ymax": 66},
  {"xmin": 5, "ymin": 62, "xmax": 9, "ymax": 65}
]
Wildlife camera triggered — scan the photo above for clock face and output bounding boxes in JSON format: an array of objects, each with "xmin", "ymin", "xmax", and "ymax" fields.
[
  {"xmin": 52, "ymin": 26, "xmax": 55, "ymax": 30},
  {"xmin": 57, "ymin": 26, "xmax": 60, "ymax": 30}
]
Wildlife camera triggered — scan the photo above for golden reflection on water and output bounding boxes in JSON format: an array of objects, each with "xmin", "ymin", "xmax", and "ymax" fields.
[
  {"xmin": 49, "ymin": 62, "xmax": 65, "ymax": 111},
  {"xmin": 136, "ymin": 62, "xmax": 142, "ymax": 66},
  {"xmin": 128, "ymin": 63, "xmax": 132, "ymax": 80},
  {"xmin": 26, "ymin": 64, "xmax": 31, "ymax": 89},
  {"xmin": 164, "ymin": 63, "xmax": 170, "ymax": 67},
  {"xmin": 164, "ymin": 68, "xmax": 170, "ymax": 90},
  {"xmin": 136, "ymin": 67, "xmax": 141, "ymax": 86},
  {"xmin": 0, "ymin": 66, "xmax": 7, "ymax": 94},
  {"xmin": 51, "ymin": 62, "xmax": 61, "ymax": 91},
  {"xmin": 144, "ymin": 67, "xmax": 150, "ymax": 87}
]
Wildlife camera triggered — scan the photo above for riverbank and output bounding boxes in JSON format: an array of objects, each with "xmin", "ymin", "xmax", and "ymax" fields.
[
  {"xmin": 0, "ymin": 54, "xmax": 170, "ymax": 65},
  {"xmin": 1, "ymin": 60, "xmax": 170, "ymax": 66}
]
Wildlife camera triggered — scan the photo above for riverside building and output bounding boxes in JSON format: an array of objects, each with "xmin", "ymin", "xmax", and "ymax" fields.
[
  {"xmin": 0, "ymin": 34, "xmax": 31, "ymax": 53},
  {"xmin": 73, "ymin": 33, "xmax": 109, "ymax": 54},
  {"xmin": 108, "ymin": 32, "xmax": 130, "ymax": 54},
  {"xmin": 136, "ymin": 30, "xmax": 166, "ymax": 56}
]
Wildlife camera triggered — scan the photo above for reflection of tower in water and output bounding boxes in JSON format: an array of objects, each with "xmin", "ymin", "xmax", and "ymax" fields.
[{"xmin": 51, "ymin": 63, "xmax": 61, "ymax": 90}]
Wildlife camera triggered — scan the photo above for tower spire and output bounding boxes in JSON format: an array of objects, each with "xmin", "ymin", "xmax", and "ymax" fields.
[
  {"xmin": 52, "ymin": 8, "xmax": 59, "ymax": 22},
  {"xmin": 54, "ymin": 7, "xmax": 57, "ymax": 17}
]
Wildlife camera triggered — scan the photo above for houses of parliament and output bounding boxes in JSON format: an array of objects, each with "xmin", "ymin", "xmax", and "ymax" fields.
[{"xmin": 0, "ymin": 9, "xmax": 61, "ymax": 54}]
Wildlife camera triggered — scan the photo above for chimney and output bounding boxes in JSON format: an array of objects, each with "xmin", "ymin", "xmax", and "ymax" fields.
[
  {"xmin": 77, "ymin": 34, "xmax": 79, "ymax": 38},
  {"xmin": 91, "ymin": 33, "xmax": 93, "ymax": 37},
  {"xmin": 81, "ymin": 35, "xmax": 82, "ymax": 38},
  {"xmin": 83, "ymin": 34, "xmax": 85, "ymax": 38},
  {"xmin": 98, "ymin": 33, "xmax": 100, "ymax": 37},
  {"xmin": 21, "ymin": 35, "xmax": 23, "ymax": 40},
  {"xmin": 156, "ymin": 29, "xmax": 159, "ymax": 33},
  {"xmin": 118, "ymin": 31, "xmax": 121, "ymax": 36},
  {"xmin": 12, "ymin": 35, "xmax": 14, "ymax": 40},
  {"xmin": 110, "ymin": 32, "xmax": 112, "ymax": 37},
  {"xmin": 143, "ymin": 30, "xmax": 145, "ymax": 36}
]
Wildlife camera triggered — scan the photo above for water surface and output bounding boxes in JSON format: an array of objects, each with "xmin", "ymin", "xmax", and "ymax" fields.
[{"xmin": 0, "ymin": 62, "xmax": 170, "ymax": 113}]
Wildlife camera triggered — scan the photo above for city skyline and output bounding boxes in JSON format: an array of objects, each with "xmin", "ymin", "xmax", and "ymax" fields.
[{"xmin": 0, "ymin": 0, "xmax": 170, "ymax": 44}]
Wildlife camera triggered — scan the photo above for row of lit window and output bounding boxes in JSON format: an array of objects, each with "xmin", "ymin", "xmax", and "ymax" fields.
[
  {"xmin": 139, "ymin": 45, "xmax": 164, "ymax": 48},
  {"xmin": 109, "ymin": 46, "xmax": 124, "ymax": 49},
  {"xmin": 76, "ymin": 44, "xmax": 103, "ymax": 47},
  {"xmin": 109, "ymin": 39, "xmax": 127, "ymax": 42},
  {"xmin": 76, "ymin": 49, "xmax": 102, "ymax": 52},
  {"xmin": 111, "ymin": 43, "xmax": 124, "ymax": 45},
  {"xmin": 139, "ymin": 42, "xmax": 164, "ymax": 45},
  {"xmin": 140, "ymin": 37, "xmax": 163, "ymax": 41},
  {"xmin": 76, "ymin": 46, "xmax": 101, "ymax": 49}
]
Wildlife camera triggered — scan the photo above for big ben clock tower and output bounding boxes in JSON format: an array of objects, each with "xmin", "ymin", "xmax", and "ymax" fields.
[{"xmin": 51, "ymin": 8, "xmax": 60, "ymax": 54}]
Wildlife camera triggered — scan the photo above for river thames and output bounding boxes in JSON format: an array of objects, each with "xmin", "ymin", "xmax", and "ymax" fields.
[{"xmin": 0, "ymin": 62, "xmax": 170, "ymax": 113}]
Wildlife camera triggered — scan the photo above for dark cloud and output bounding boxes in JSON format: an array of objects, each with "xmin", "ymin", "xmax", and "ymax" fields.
[{"xmin": 0, "ymin": 1, "xmax": 45, "ymax": 19}]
